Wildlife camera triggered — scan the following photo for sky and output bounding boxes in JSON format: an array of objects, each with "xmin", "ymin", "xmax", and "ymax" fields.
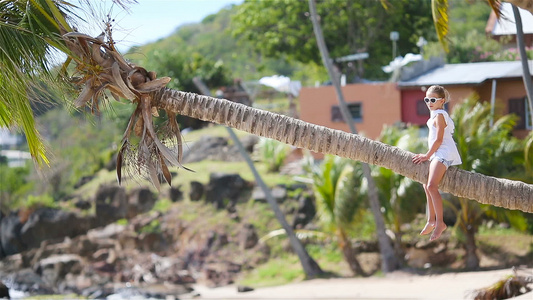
[{"xmin": 74, "ymin": 0, "xmax": 243, "ymax": 52}]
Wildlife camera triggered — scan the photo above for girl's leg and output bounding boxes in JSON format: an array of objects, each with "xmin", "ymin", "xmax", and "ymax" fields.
[
  {"xmin": 426, "ymin": 159, "xmax": 448, "ymax": 241},
  {"xmin": 420, "ymin": 184, "xmax": 436, "ymax": 235}
]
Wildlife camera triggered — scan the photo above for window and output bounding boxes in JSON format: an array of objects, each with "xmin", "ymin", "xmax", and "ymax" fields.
[
  {"xmin": 524, "ymin": 97, "xmax": 533, "ymax": 130},
  {"xmin": 416, "ymin": 99, "xmax": 429, "ymax": 116},
  {"xmin": 331, "ymin": 103, "xmax": 363, "ymax": 123},
  {"xmin": 508, "ymin": 97, "xmax": 532, "ymax": 130}
]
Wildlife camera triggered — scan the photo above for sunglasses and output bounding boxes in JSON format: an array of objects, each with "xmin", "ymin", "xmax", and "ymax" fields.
[{"xmin": 424, "ymin": 97, "xmax": 444, "ymax": 103}]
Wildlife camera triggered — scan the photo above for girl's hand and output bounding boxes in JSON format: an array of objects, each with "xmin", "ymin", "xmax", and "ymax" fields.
[{"xmin": 412, "ymin": 153, "xmax": 429, "ymax": 164}]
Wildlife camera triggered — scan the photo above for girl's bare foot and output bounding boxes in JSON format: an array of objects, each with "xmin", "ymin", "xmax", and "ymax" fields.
[
  {"xmin": 420, "ymin": 223, "xmax": 435, "ymax": 235},
  {"xmin": 430, "ymin": 224, "xmax": 447, "ymax": 241}
]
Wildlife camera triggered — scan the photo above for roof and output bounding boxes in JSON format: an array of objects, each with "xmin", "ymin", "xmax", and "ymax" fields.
[
  {"xmin": 398, "ymin": 60, "xmax": 533, "ymax": 87},
  {"xmin": 487, "ymin": 3, "xmax": 533, "ymax": 35}
]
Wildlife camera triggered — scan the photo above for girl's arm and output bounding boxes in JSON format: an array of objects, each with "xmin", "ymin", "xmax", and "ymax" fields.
[{"xmin": 413, "ymin": 114, "xmax": 446, "ymax": 164}]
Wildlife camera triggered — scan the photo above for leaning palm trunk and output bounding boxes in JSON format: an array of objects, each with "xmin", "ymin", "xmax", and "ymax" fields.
[
  {"xmin": 307, "ymin": 0, "xmax": 399, "ymax": 273},
  {"xmin": 153, "ymin": 89, "xmax": 533, "ymax": 213},
  {"xmin": 338, "ymin": 228, "xmax": 366, "ymax": 276},
  {"xmin": 59, "ymin": 29, "xmax": 532, "ymax": 214},
  {"xmin": 193, "ymin": 78, "xmax": 324, "ymax": 279},
  {"xmin": 457, "ymin": 197, "xmax": 481, "ymax": 269}
]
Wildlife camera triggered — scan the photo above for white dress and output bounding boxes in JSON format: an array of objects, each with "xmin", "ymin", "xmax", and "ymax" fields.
[{"xmin": 427, "ymin": 109, "xmax": 462, "ymax": 166}]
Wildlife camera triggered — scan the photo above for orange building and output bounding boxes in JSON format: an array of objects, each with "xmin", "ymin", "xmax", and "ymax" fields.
[
  {"xmin": 398, "ymin": 60, "xmax": 533, "ymax": 139},
  {"xmin": 299, "ymin": 82, "xmax": 401, "ymax": 140},
  {"xmin": 299, "ymin": 60, "xmax": 532, "ymax": 142}
]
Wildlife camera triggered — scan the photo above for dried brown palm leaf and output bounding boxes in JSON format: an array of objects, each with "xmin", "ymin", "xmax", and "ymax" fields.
[
  {"xmin": 63, "ymin": 26, "xmax": 190, "ymax": 189},
  {"xmin": 471, "ymin": 269, "xmax": 532, "ymax": 300}
]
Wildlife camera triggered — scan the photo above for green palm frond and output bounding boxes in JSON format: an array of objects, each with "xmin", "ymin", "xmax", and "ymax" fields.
[
  {"xmin": 334, "ymin": 163, "xmax": 366, "ymax": 226},
  {"xmin": 431, "ymin": 0, "xmax": 449, "ymax": 53},
  {"xmin": 0, "ymin": 0, "xmax": 77, "ymax": 165}
]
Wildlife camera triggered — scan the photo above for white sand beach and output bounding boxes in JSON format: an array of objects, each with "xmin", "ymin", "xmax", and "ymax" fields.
[{"xmin": 181, "ymin": 268, "xmax": 533, "ymax": 300}]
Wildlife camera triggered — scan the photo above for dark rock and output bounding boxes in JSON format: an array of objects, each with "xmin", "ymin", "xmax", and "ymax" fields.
[
  {"xmin": 138, "ymin": 231, "xmax": 167, "ymax": 252},
  {"xmin": 73, "ymin": 175, "xmax": 94, "ymax": 189},
  {"xmin": 92, "ymin": 261, "xmax": 115, "ymax": 273},
  {"xmin": 74, "ymin": 199, "xmax": 91, "ymax": 210},
  {"xmin": 182, "ymin": 136, "xmax": 242, "ymax": 163},
  {"xmin": 168, "ymin": 186, "xmax": 183, "ymax": 202},
  {"xmin": 95, "ymin": 185, "xmax": 127, "ymax": 225},
  {"xmin": 189, "ymin": 181, "xmax": 204, "ymax": 201},
  {"xmin": 0, "ymin": 281, "xmax": 9, "ymax": 299},
  {"xmin": 205, "ymin": 173, "xmax": 251, "ymax": 209},
  {"xmin": 292, "ymin": 194, "xmax": 316, "ymax": 229},
  {"xmin": 0, "ymin": 213, "xmax": 24, "ymax": 257},
  {"xmin": 70, "ymin": 236, "xmax": 99, "ymax": 257},
  {"xmin": 20, "ymin": 208, "xmax": 91, "ymax": 250},
  {"xmin": 251, "ymin": 186, "xmax": 287, "ymax": 203},
  {"xmin": 3, "ymin": 268, "xmax": 53, "ymax": 295},
  {"xmin": 237, "ymin": 285, "xmax": 254, "ymax": 293},
  {"xmin": 34, "ymin": 254, "xmax": 83, "ymax": 286},
  {"xmin": 105, "ymin": 152, "xmax": 117, "ymax": 171},
  {"xmin": 239, "ymin": 224, "xmax": 258, "ymax": 250},
  {"xmin": 126, "ymin": 188, "xmax": 155, "ymax": 219}
]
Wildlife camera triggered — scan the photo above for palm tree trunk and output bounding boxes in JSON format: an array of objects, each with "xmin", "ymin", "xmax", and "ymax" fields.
[
  {"xmin": 391, "ymin": 191, "xmax": 406, "ymax": 262},
  {"xmin": 307, "ymin": 0, "xmax": 399, "ymax": 273},
  {"xmin": 193, "ymin": 78, "xmax": 324, "ymax": 278},
  {"xmin": 512, "ymin": 4, "xmax": 533, "ymax": 124},
  {"xmin": 153, "ymin": 88, "xmax": 533, "ymax": 213},
  {"xmin": 338, "ymin": 229, "xmax": 367, "ymax": 276},
  {"xmin": 464, "ymin": 224, "xmax": 480, "ymax": 270}
]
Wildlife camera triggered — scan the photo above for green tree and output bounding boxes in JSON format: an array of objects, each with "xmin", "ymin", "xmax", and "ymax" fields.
[
  {"xmin": 232, "ymin": 0, "xmax": 435, "ymax": 80},
  {"xmin": 134, "ymin": 50, "xmax": 232, "ymax": 94},
  {"xmin": 375, "ymin": 125, "xmax": 426, "ymax": 258},
  {"xmin": 0, "ymin": 163, "xmax": 34, "ymax": 211},
  {"xmin": 305, "ymin": 155, "xmax": 368, "ymax": 276}
]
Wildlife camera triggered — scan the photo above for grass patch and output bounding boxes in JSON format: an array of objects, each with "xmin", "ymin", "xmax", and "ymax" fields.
[
  {"xmin": 152, "ymin": 197, "xmax": 173, "ymax": 213},
  {"xmin": 237, "ymin": 256, "xmax": 305, "ymax": 287},
  {"xmin": 478, "ymin": 224, "xmax": 525, "ymax": 236},
  {"xmin": 170, "ymin": 160, "xmax": 296, "ymax": 201}
]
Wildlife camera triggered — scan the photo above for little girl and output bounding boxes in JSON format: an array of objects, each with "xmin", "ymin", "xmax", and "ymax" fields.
[{"xmin": 412, "ymin": 85, "xmax": 462, "ymax": 241}]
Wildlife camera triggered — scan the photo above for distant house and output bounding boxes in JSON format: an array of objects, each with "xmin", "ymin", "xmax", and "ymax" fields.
[
  {"xmin": 485, "ymin": 3, "xmax": 533, "ymax": 48},
  {"xmin": 398, "ymin": 60, "xmax": 533, "ymax": 138},
  {"xmin": 0, "ymin": 150, "xmax": 31, "ymax": 167},
  {"xmin": 298, "ymin": 59, "xmax": 532, "ymax": 141},
  {"xmin": 0, "ymin": 128, "xmax": 22, "ymax": 148},
  {"xmin": 299, "ymin": 82, "xmax": 401, "ymax": 140}
]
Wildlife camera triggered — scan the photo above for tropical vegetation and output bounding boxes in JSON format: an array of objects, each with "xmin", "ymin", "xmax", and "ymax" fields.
[
  {"xmin": 304, "ymin": 155, "xmax": 368, "ymax": 275},
  {"xmin": 0, "ymin": 1, "xmax": 532, "ymax": 291}
]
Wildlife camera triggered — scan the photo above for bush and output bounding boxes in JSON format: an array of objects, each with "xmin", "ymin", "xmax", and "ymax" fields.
[{"xmin": 255, "ymin": 138, "xmax": 290, "ymax": 172}]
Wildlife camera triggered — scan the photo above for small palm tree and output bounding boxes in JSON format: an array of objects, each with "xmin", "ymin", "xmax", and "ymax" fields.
[
  {"xmin": 451, "ymin": 96, "xmax": 530, "ymax": 269},
  {"xmin": 375, "ymin": 125, "xmax": 426, "ymax": 258},
  {"xmin": 255, "ymin": 138, "xmax": 290, "ymax": 172},
  {"xmin": 305, "ymin": 154, "xmax": 368, "ymax": 276}
]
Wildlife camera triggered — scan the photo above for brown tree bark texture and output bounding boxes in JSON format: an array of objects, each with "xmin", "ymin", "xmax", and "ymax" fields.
[{"xmin": 155, "ymin": 90, "xmax": 533, "ymax": 213}]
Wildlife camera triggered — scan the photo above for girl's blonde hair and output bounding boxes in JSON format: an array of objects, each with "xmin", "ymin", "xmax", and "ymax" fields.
[{"xmin": 427, "ymin": 85, "xmax": 451, "ymax": 103}]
